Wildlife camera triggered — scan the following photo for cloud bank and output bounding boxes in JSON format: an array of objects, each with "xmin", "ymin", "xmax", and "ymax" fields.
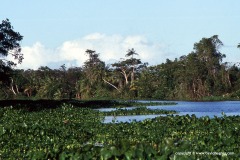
[{"xmin": 13, "ymin": 33, "xmax": 175, "ymax": 70}]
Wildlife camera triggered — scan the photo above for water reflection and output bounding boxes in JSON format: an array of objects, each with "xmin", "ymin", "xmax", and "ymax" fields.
[{"xmin": 101, "ymin": 101, "xmax": 240, "ymax": 123}]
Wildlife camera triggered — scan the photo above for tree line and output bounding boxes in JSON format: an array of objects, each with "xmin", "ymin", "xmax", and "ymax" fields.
[{"xmin": 1, "ymin": 19, "xmax": 240, "ymax": 100}]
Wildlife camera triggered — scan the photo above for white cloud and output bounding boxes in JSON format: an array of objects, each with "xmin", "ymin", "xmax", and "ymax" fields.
[
  {"xmin": 12, "ymin": 42, "xmax": 60, "ymax": 69},
  {"xmin": 13, "ymin": 33, "xmax": 175, "ymax": 70}
]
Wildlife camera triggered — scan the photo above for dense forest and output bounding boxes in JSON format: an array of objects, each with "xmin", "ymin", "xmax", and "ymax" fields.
[{"xmin": 1, "ymin": 19, "xmax": 240, "ymax": 100}]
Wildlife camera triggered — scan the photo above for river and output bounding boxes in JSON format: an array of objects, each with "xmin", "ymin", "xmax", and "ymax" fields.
[{"xmin": 100, "ymin": 101, "xmax": 240, "ymax": 123}]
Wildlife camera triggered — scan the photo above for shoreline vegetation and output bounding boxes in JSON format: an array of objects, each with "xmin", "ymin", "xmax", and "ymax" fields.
[
  {"xmin": 0, "ymin": 99, "xmax": 177, "ymax": 110},
  {"xmin": 0, "ymin": 101, "xmax": 239, "ymax": 159},
  {"xmin": 101, "ymin": 107, "xmax": 177, "ymax": 116}
]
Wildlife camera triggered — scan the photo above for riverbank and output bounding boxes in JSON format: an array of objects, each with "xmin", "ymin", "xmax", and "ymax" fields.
[{"xmin": 0, "ymin": 99, "xmax": 176, "ymax": 110}]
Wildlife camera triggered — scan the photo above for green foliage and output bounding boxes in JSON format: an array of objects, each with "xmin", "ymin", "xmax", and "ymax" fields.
[
  {"xmin": 201, "ymin": 96, "xmax": 228, "ymax": 101},
  {"xmin": 0, "ymin": 19, "xmax": 23, "ymax": 64},
  {"xmin": 1, "ymin": 34, "xmax": 240, "ymax": 100},
  {"xmin": 102, "ymin": 106, "xmax": 177, "ymax": 116},
  {"xmin": 0, "ymin": 103, "xmax": 239, "ymax": 159}
]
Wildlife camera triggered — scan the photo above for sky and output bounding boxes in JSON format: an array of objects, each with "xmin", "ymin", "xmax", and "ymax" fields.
[{"xmin": 1, "ymin": 0, "xmax": 240, "ymax": 69}]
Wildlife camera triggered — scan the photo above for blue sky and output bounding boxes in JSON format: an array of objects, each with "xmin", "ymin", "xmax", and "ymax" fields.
[{"xmin": 1, "ymin": 0, "xmax": 240, "ymax": 69}]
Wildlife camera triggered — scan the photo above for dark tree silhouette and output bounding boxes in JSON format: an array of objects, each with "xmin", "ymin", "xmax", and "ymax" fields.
[{"xmin": 0, "ymin": 19, "xmax": 23, "ymax": 96}]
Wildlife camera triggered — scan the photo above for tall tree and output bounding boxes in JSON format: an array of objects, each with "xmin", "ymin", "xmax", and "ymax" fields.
[
  {"xmin": 112, "ymin": 48, "xmax": 144, "ymax": 86},
  {"xmin": 0, "ymin": 19, "xmax": 23, "ymax": 98},
  {"xmin": 194, "ymin": 35, "xmax": 226, "ymax": 95},
  {"xmin": 111, "ymin": 49, "xmax": 146, "ymax": 98},
  {"xmin": 81, "ymin": 49, "xmax": 106, "ymax": 98},
  {"xmin": 125, "ymin": 48, "xmax": 142, "ymax": 85}
]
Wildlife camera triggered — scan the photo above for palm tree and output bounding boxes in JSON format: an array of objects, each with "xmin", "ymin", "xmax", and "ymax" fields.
[{"xmin": 125, "ymin": 48, "xmax": 142, "ymax": 86}]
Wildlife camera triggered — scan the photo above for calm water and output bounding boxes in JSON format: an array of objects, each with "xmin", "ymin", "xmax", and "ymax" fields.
[{"xmin": 100, "ymin": 101, "xmax": 240, "ymax": 123}]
